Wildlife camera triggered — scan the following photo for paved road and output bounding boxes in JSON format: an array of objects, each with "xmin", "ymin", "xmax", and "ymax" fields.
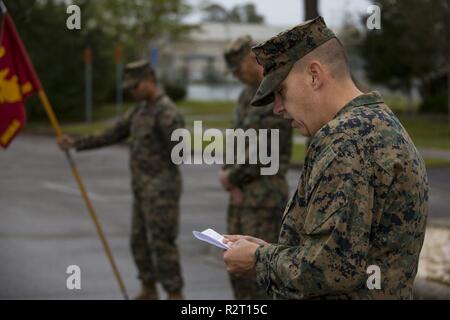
[{"xmin": 0, "ymin": 135, "xmax": 449, "ymax": 299}]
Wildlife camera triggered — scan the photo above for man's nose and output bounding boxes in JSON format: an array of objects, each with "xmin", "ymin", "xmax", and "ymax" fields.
[{"xmin": 273, "ymin": 95, "xmax": 284, "ymax": 115}]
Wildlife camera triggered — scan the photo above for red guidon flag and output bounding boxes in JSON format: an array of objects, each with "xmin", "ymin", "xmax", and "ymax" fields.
[{"xmin": 0, "ymin": 13, "xmax": 41, "ymax": 148}]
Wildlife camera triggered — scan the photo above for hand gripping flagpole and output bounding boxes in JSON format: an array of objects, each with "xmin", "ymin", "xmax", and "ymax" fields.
[{"xmin": 0, "ymin": 1, "xmax": 129, "ymax": 300}]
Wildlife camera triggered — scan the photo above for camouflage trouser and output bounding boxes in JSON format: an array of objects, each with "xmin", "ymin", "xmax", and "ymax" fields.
[
  {"xmin": 130, "ymin": 187, "xmax": 183, "ymax": 293},
  {"xmin": 227, "ymin": 204, "xmax": 283, "ymax": 300}
]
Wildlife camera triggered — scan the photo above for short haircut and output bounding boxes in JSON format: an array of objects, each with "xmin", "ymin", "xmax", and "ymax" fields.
[{"xmin": 298, "ymin": 38, "xmax": 351, "ymax": 80}]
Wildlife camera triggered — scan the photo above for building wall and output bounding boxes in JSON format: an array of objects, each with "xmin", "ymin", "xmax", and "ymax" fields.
[{"xmin": 160, "ymin": 23, "xmax": 290, "ymax": 83}]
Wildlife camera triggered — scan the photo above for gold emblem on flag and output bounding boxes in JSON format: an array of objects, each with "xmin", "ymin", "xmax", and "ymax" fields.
[{"xmin": 0, "ymin": 68, "xmax": 22, "ymax": 103}]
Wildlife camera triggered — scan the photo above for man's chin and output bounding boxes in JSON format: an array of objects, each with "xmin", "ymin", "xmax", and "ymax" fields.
[
  {"xmin": 291, "ymin": 120, "xmax": 301, "ymax": 128},
  {"xmin": 292, "ymin": 121, "xmax": 310, "ymax": 137}
]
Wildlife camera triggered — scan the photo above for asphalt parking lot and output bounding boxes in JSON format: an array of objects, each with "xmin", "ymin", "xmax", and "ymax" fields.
[{"xmin": 1, "ymin": 135, "xmax": 449, "ymax": 299}]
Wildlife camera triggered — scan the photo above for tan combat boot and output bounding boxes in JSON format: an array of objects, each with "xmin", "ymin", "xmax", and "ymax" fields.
[
  {"xmin": 134, "ymin": 281, "xmax": 159, "ymax": 300},
  {"xmin": 167, "ymin": 291, "xmax": 184, "ymax": 300}
]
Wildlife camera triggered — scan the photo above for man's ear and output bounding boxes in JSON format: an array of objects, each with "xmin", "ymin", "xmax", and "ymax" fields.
[
  {"xmin": 307, "ymin": 61, "xmax": 323, "ymax": 90},
  {"xmin": 249, "ymin": 52, "xmax": 259, "ymax": 68},
  {"xmin": 147, "ymin": 77, "xmax": 156, "ymax": 90}
]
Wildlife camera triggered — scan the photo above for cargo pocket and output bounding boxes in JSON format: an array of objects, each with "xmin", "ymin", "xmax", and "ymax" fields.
[{"xmin": 303, "ymin": 146, "xmax": 348, "ymax": 235}]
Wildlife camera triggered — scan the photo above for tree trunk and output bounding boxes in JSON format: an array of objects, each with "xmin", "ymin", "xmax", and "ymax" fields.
[{"xmin": 304, "ymin": 0, "xmax": 319, "ymax": 21}]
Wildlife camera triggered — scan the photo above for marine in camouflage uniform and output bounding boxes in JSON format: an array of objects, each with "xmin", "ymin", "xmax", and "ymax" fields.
[
  {"xmin": 223, "ymin": 36, "xmax": 293, "ymax": 299},
  {"xmin": 248, "ymin": 17, "xmax": 429, "ymax": 299},
  {"xmin": 71, "ymin": 61, "xmax": 185, "ymax": 298}
]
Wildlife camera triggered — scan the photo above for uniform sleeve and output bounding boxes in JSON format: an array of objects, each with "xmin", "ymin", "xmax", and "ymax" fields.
[
  {"xmin": 74, "ymin": 108, "xmax": 134, "ymax": 151},
  {"xmin": 227, "ymin": 107, "xmax": 292, "ymax": 186},
  {"xmin": 254, "ymin": 141, "xmax": 373, "ymax": 299},
  {"xmin": 156, "ymin": 105, "xmax": 185, "ymax": 150}
]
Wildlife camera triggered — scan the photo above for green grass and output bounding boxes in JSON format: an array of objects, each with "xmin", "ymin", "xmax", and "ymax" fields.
[
  {"xmin": 398, "ymin": 114, "xmax": 450, "ymax": 150},
  {"xmin": 24, "ymin": 120, "xmax": 112, "ymax": 136},
  {"xmin": 178, "ymin": 100, "xmax": 235, "ymax": 116},
  {"xmin": 91, "ymin": 102, "xmax": 135, "ymax": 120},
  {"xmin": 179, "ymin": 100, "xmax": 235, "ymax": 129},
  {"xmin": 61, "ymin": 121, "xmax": 113, "ymax": 136},
  {"xmin": 25, "ymin": 99, "xmax": 450, "ymax": 157},
  {"xmin": 187, "ymin": 119, "xmax": 232, "ymax": 129},
  {"xmin": 424, "ymin": 158, "xmax": 450, "ymax": 168},
  {"xmin": 291, "ymin": 143, "xmax": 307, "ymax": 164},
  {"xmin": 383, "ymin": 93, "xmax": 419, "ymax": 113},
  {"xmin": 290, "ymin": 145, "xmax": 450, "ymax": 168}
]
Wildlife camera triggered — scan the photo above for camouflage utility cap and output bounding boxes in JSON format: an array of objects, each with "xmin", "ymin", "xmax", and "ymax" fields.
[
  {"xmin": 123, "ymin": 59, "xmax": 154, "ymax": 90},
  {"xmin": 251, "ymin": 16, "xmax": 335, "ymax": 106},
  {"xmin": 224, "ymin": 35, "xmax": 254, "ymax": 72}
]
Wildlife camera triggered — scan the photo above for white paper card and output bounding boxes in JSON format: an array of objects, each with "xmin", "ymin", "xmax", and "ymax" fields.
[{"xmin": 192, "ymin": 228, "xmax": 230, "ymax": 250}]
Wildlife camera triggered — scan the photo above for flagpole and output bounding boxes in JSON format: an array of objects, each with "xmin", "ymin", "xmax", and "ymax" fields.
[
  {"xmin": 39, "ymin": 92, "xmax": 129, "ymax": 300},
  {"xmin": 0, "ymin": 1, "xmax": 129, "ymax": 300}
]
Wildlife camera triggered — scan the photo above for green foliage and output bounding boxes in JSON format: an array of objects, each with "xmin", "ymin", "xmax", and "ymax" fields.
[
  {"xmin": 164, "ymin": 82, "xmax": 187, "ymax": 102},
  {"xmin": 76, "ymin": 0, "xmax": 197, "ymax": 47},
  {"xmin": 4, "ymin": 0, "xmax": 195, "ymax": 122},
  {"xmin": 228, "ymin": 3, "xmax": 265, "ymax": 24},
  {"xmin": 201, "ymin": 2, "xmax": 265, "ymax": 24},
  {"xmin": 420, "ymin": 92, "xmax": 449, "ymax": 114},
  {"xmin": 383, "ymin": 93, "xmax": 419, "ymax": 113},
  {"xmin": 359, "ymin": 0, "xmax": 449, "ymax": 112},
  {"xmin": 6, "ymin": 0, "xmax": 97, "ymax": 121}
]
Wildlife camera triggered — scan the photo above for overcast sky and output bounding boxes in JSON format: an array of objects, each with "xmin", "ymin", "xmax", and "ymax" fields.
[{"xmin": 186, "ymin": 0, "xmax": 372, "ymax": 29}]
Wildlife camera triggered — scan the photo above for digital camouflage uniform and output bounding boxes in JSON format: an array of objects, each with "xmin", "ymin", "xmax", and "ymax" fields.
[
  {"xmin": 74, "ymin": 61, "xmax": 185, "ymax": 294},
  {"xmin": 224, "ymin": 36, "xmax": 293, "ymax": 299},
  {"xmin": 251, "ymin": 17, "xmax": 429, "ymax": 299}
]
